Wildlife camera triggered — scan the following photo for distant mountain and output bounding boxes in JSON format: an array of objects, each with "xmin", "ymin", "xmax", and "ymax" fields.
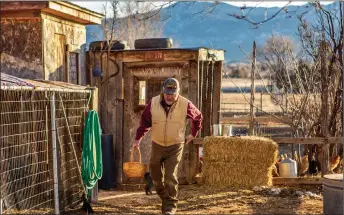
[{"xmin": 86, "ymin": 2, "xmax": 337, "ymax": 62}]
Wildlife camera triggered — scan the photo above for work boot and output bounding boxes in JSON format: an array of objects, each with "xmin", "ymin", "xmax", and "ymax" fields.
[
  {"xmin": 162, "ymin": 209, "xmax": 177, "ymax": 215},
  {"xmin": 163, "ymin": 209, "xmax": 176, "ymax": 215}
]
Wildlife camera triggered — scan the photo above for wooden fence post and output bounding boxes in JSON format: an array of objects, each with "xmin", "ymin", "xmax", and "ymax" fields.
[{"xmin": 249, "ymin": 41, "xmax": 256, "ymax": 136}]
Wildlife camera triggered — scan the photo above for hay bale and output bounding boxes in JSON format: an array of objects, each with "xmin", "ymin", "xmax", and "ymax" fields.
[
  {"xmin": 202, "ymin": 136, "xmax": 278, "ymax": 188},
  {"xmin": 203, "ymin": 136, "xmax": 278, "ymax": 167},
  {"xmin": 202, "ymin": 162, "xmax": 274, "ymax": 187}
]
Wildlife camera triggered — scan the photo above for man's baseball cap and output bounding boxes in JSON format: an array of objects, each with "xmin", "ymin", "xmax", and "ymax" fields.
[{"xmin": 162, "ymin": 78, "xmax": 180, "ymax": 95}]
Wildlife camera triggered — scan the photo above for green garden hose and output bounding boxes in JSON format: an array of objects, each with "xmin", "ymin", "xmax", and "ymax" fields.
[{"xmin": 81, "ymin": 110, "xmax": 103, "ymax": 197}]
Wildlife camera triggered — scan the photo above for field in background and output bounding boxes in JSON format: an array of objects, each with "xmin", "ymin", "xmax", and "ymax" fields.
[
  {"xmin": 220, "ymin": 78, "xmax": 283, "ymax": 113},
  {"xmin": 221, "ymin": 93, "xmax": 283, "ymax": 113},
  {"xmin": 219, "ymin": 78, "xmax": 293, "ymax": 142},
  {"xmin": 222, "ymin": 78, "xmax": 270, "ymax": 88}
]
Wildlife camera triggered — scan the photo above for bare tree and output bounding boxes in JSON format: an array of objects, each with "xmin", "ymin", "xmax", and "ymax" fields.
[
  {"xmin": 90, "ymin": 1, "xmax": 166, "ymax": 81},
  {"xmin": 115, "ymin": 1, "xmax": 165, "ymax": 48},
  {"xmin": 250, "ymin": 1, "xmax": 344, "ymax": 174}
]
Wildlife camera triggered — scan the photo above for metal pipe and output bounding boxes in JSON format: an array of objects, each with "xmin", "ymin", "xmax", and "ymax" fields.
[
  {"xmin": 1, "ymin": 86, "xmax": 95, "ymax": 93},
  {"xmin": 50, "ymin": 93, "xmax": 60, "ymax": 215}
]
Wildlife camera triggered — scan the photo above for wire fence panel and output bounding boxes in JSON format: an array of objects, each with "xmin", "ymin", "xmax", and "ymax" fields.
[
  {"xmin": 0, "ymin": 90, "xmax": 91, "ymax": 214},
  {"xmin": 0, "ymin": 91, "xmax": 53, "ymax": 214},
  {"xmin": 54, "ymin": 92, "xmax": 89, "ymax": 211}
]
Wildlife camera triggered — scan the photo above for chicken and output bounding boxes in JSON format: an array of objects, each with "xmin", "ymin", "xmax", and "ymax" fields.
[
  {"xmin": 294, "ymin": 151, "xmax": 299, "ymax": 163},
  {"xmin": 339, "ymin": 159, "xmax": 344, "ymax": 173},
  {"xmin": 330, "ymin": 155, "xmax": 341, "ymax": 172},
  {"xmin": 272, "ymin": 165, "xmax": 279, "ymax": 177},
  {"xmin": 299, "ymin": 155, "xmax": 309, "ymax": 176},
  {"xmin": 273, "ymin": 154, "xmax": 285, "ymax": 177},
  {"xmin": 309, "ymin": 152, "xmax": 319, "ymax": 175}
]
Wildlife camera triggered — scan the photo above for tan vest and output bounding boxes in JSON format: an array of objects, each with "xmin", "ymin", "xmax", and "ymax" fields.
[{"xmin": 151, "ymin": 94, "xmax": 189, "ymax": 147}]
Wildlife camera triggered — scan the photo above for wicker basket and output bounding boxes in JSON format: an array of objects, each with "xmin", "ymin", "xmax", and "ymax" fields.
[{"xmin": 123, "ymin": 147, "xmax": 147, "ymax": 178}]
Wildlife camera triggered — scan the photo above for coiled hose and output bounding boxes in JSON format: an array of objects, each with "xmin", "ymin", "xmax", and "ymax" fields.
[{"xmin": 81, "ymin": 110, "xmax": 103, "ymax": 197}]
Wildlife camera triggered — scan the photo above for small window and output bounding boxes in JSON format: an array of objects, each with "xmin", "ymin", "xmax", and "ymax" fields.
[
  {"xmin": 69, "ymin": 52, "xmax": 79, "ymax": 84},
  {"xmin": 139, "ymin": 80, "xmax": 146, "ymax": 105}
]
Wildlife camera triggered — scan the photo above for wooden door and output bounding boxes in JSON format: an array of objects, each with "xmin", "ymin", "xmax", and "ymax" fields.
[
  {"xmin": 123, "ymin": 65, "xmax": 186, "ymax": 183},
  {"xmin": 55, "ymin": 34, "xmax": 66, "ymax": 82},
  {"xmin": 146, "ymin": 79, "xmax": 163, "ymax": 102}
]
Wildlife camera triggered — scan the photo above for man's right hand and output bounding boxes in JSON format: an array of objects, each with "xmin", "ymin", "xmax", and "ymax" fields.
[{"xmin": 132, "ymin": 140, "xmax": 140, "ymax": 148}]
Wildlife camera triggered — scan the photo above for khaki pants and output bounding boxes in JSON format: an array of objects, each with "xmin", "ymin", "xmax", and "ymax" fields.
[{"xmin": 150, "ymin": 142, "xmax": 184, "ymax": 213}]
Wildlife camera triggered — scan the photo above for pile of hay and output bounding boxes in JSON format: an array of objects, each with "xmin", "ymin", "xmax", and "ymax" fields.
[{"xmin": 202, "ymin": 136, "xmax": 278, "ymax": 187}]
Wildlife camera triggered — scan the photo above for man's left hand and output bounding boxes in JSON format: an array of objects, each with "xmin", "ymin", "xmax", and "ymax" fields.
[{"xmin": 185, "ymin": 134, "xmax": 195, "ymax": 144}]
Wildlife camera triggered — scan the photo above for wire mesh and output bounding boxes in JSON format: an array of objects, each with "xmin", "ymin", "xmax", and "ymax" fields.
[
  {"xmin": 54, "ymin": 92, "xmax": 89, "ymax": 211},
  {"xmin": 0, "ymin": 89, "xmax": 91, "ymax": 214}
]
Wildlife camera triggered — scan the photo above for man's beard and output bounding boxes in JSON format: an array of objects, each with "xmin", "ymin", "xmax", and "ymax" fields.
[{"xmin": 165, "ymin": 100, "xmax": 174, "ymax": 105}]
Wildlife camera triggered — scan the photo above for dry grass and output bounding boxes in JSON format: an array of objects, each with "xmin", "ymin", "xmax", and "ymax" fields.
[
  {"xmin": 220, "ymin": 78, "xmax": 314, "ymax": 114},
  {"xmin": 5, "ymin": 208, "xmax": 54, "ymax": 214},
  {"xmin": 202, "ymin": 136, "xmax": 278, "ymax": 187},
  {"xmin": 202, "ymin": 136, "xmax": 278, "ymax": 165},
  {"xmin": 221, "ymin": 93, "xmax": 282, "ymax": 113},
  {"xmin": 64, "ymin": 184, "xmax": 323, "ymax": 214},
  {"xmin": 222, "ymin": 78, "xmax": 268, "ymax": 88}
]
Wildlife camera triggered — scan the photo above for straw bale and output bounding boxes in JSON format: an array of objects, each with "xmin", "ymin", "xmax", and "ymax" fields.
[
  {"xmin": 201, "ymin": 162, "xmax": 273, "ymax": 187},
  {"xmin": 203, "ymin": 136, "xmax": 278, "ymax": 167},
  {"xmin": 201, "ymin": 136, "xmax": 278, "ymax": 187}
]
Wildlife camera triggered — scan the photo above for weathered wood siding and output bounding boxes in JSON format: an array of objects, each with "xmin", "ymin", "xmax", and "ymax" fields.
[
  {"xmin": 88, "ymin": 49, "xmax": 224, "ymax": 184},
  {"xmin": 0, "ymin": 17, "xmax": 43, "ymax": 79},
  {"xmin": 42, "ymin": 13, "xmax": 86, "ymax": 85},
  {"xmin": 88, "ymin": 52, "xmax": 124, "ymax": 184},
  {"xmin": 123, "ymin": 66, "xmax": 184, "ymax": 167},
  {"xmin": 120, "ymin": 62, "xmax": 201, "ymax": 183}
]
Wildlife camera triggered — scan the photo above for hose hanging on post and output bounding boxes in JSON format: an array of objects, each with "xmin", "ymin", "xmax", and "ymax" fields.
[
  {"xmin": 59, "ymin": 94, "xmax": 102, "ymax": 214},
  {"xmin": 82, "ymin": 110, "xmax": 103, "ymax": 197}
]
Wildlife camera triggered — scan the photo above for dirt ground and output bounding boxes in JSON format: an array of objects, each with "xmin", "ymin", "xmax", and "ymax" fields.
[{"xmin": 69, "ymin": 184, "xmax": 323, "ymax": 214}]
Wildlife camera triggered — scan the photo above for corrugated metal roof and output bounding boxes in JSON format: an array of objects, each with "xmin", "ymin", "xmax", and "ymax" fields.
[
  {"xmin": 1, "ymin": 73, "xmax": 34, "ymax": 87},
  {"xmin": 1, "ymin": 73, "xmax": 91, "ymax": 91},
  {"xmin": 26, "ymin": 79, "xmax": 89, "ymax": 90}
]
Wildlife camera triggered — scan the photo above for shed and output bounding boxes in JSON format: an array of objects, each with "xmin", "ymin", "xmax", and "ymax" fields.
[
  {"xmin": 88, "ymin": 45, "xmax": 225, "ymax": 184},
  {"xmin": 0, "ymin": 1, "xmax": 103, "ymax": 85}
]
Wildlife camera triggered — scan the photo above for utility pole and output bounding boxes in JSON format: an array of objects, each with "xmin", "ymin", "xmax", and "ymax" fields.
[{"xmin": 320, "ymin": 39, "xmax": 330, "ymax": 176}]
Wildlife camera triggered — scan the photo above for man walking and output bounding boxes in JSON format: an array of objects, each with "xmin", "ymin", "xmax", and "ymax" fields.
[{"xmin": 133, "ymin": 78, "xmax": 203, "ymax": 214}]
